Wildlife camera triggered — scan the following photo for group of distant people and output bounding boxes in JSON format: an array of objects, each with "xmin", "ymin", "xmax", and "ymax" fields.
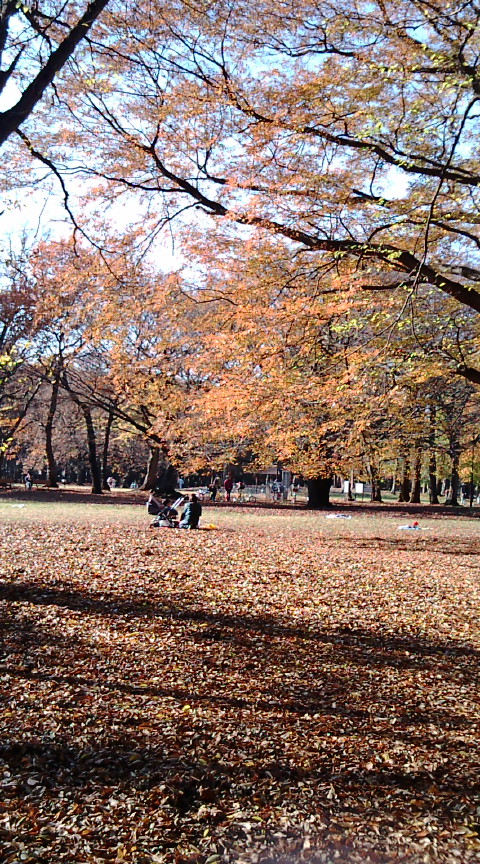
[{"xmin": 208, "ymin": 474, "xmax": 246, "ymax": 501}]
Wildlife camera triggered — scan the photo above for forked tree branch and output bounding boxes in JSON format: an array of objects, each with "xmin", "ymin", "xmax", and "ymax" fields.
[{"xmin": 0, "ymin": 0, "xmax": 110, "ymax": 147}]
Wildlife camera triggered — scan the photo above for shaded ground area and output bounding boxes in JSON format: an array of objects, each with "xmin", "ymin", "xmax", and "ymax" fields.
[
  {"xmin": 1, "ymin": 511, "xmax": 479, "ymax": 863},
  {"xmin": 0, "ymin": 485, "xmax": 142, "ymax": 506},
  {"xmin": 2, "ymin": 484, "xmax": 480, "ymax": 517}
]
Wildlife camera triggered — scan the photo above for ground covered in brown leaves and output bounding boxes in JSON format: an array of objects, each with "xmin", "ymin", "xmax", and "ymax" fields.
[{"xmin": 1, "ymin": 505, "xmax": 480, "ymax": 864}]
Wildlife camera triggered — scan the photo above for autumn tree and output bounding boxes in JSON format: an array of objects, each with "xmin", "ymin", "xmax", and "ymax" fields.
[
  {"xmin": 0, "ymin": 246, "xmax": 40, "ymax": 469},
  {"xmin": 11, "ymin": 230, "xmax": 480, "ymax": 506},
  {"xmin": 17, "ymin": 0, "xmax": 475, "ymax": 377},
  {"xmin": 4, "ymin": 0, "xmax": 479, "ymax": 502},
  {"xmin": 147, "ymin": 237, "xmax": 372, "ymax": 506},
  {"xmin": 432, "ymin": 378, "xmax": 477, "ymax": 505},
  {"xmin": 21, "ymin": 236, "xmax": 192, "ymax": 492}
]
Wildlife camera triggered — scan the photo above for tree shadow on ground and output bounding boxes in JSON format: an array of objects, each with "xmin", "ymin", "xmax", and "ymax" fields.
[
  {"xmin": 1, "ymin": 729, "xmax": 478, "ymax": 817},
  {"xmin": 1, "ymin": 578, "xmax": 479, "ymax": 664},
  {"xmin": 1, "ymin": 578, "xmax": 479, "ymax": 862},
  {"xmin": 1, "ymin": 579, "xmax": 478, "ymax": 727},
  {"xmin": 333, "ymin": 535, "xmax": 480, "ymax": 555}
]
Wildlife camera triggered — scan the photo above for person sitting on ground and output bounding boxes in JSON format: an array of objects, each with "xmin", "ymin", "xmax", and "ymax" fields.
[
  {"xmin": 179, "ymin": 494, "xmax": 202, "ymax": 529},
  {"xmin": 156, "ymin": 496, "xmax": 180, "ymax": 527}
]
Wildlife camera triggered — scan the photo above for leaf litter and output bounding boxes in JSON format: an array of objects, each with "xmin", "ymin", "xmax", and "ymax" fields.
[{"xmin": 0, "ymin": 515, "xmax": 479, "ymax": 864}]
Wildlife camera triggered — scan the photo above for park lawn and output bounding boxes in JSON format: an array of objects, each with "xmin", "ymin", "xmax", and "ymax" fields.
[
  {"xmin": 0, "ymin": 497, "xmax": 147, "ymax": 525},
  {"xmin": 1, "ymin": 504, "xmax": 480, "ymax": 864}
]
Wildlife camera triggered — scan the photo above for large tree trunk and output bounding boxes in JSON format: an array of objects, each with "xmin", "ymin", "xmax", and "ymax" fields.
[
  {"xmin": 368, "ymin": 461, "xmax": 382, "ymax": 502},
  {"xmin": 446, "ymin": 437, "xmax": 461, "ymax": 506},
  {"xmin": 428, "ymin": 406, "xmax": 439, "ymax": 504},
  {"xmin": 370, "ymin": 477, "xmax": 382, "ymax": 502},
  {"xmin": 82, "ymin": 405, "xmax": 103, "ymax": 494},
  {"xmin": 101, "ymin": 409, "xmax": 114, "ymax": 490},
  {"xmin": 390, "ymin": 459, "xmax": 398, "ymax": 494},
  {"xmin": 62, "ymin": 372, "xmax": 102, "ymax": 494},
  {"xmin": 398, "ymin": 454, "xmax": 411, "ymax": 502},
  {"xmin": 155, "ymin": 461, "xmax": 179, "ymax": 495},
  {"xmin": 141, "ymin": 445, "xmax": 160, "ymax": 491},
  {"xmin": 348, "ymin": 468, "xmax": 354, "ymax": 500},
  {"xmin": 44, "ymin": 378, "xmax": 60, "ymax": 487},
  {"xmin": 410, "ymin": 449, "xmax": 422, "ymax": 503},
  {"xmin": 307, "ymin": 476, "xmax": 332, "ymax": 509}
]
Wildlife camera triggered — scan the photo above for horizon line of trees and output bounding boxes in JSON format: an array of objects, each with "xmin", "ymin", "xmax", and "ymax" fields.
[{"xmin": 1, "ymin": 235, "xmax": 479, "ymax": 507}]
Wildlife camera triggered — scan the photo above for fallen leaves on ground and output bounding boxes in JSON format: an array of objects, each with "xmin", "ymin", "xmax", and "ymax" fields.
[{"xmin": 1, "ymin": 516, "xmax": 480, "ymax": 864}]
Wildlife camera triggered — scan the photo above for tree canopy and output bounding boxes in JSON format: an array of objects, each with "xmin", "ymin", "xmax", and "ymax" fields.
[{"xmin": 25, "ymin": 2, "xmax": 477, "ymax": 348}]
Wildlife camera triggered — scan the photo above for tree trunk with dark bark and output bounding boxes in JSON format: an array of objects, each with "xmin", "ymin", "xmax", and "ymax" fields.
[
  {"xmin": 348, "ymin": 468, "xmax": 354, "ymax": 500},
  {"xmin": 62, "ymin": 373, "xmax": 102, "ymax": 494},
  {"xmin": 410, "ymin": 449, "xmax": 422, "ymax": 503},
  {"xmin": 390, "ymin": 459, "xmax": 398, "ymax": 494},
  {"xmin": 370, "ymin": 478, "xmax": 383, "ymax": 502},
  {"xmin": 82, "ymin": 404, "xmax": 103, "ymax": 494},
  {"xmin": 101, "ymin": 409, "xmax": 114, "ymax": 490},
  {"xmin": 428, "ymin": 406, "xmax": 439, "ymax": 504},
  {"xmin": 368, "ymin": 461, "xmax": 382, "ymax": 502},
  {"xmin": 307, "ymin": 477, "xmax": 332, "ymax": 508},
  {"xmin": 44, "ymin": 378, "xmax": 60, "ymax": 487},
  {"xmin": 446, "ymin": 437, "xmax": 461, "ymax": 506},
  {"xmin": 141, "ymin": 446, "xmax": 160, "ymax": 491},
  {"xmin": 155, "ymin": 461, "xmax": 179, "ymax": 495},
  {"xmin": 398, "ymin": 455, "xmax": 411, "ymax": 502}
]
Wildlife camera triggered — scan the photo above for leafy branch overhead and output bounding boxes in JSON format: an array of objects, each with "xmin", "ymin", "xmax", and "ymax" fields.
[{"xmin": 14, "ymin": 1, "xmax": 477, "ymax": 327}]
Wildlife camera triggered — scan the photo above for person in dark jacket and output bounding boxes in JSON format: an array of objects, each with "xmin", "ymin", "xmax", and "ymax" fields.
[
  {"xmin": 224, "ymin": 473, "xmax": 234, "ymax": 501},
  {"xmin": 179, "ymin": 494, "xmax": 202, "ymax": 528}
]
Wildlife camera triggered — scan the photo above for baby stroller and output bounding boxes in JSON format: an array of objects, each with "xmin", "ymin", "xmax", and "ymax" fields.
[{"xmin": 147, "ymin": 493, "xmax": 184, "ymax": 527}]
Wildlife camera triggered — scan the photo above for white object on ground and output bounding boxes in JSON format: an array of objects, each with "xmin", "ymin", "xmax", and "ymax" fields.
[{"xmin": 325, "ymin": 513, "xmax": 352, "ymax": 519}]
